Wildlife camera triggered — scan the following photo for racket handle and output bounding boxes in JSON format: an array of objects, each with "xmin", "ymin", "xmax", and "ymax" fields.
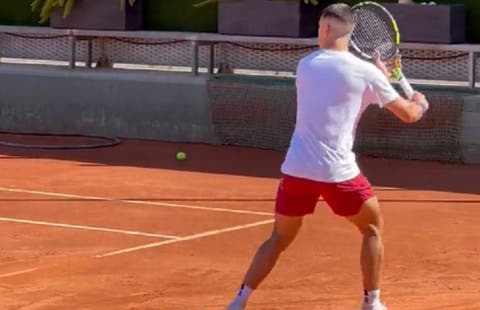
[{"xmin": 396, "ymin": 71, "xmax": 415, "ymax": 100}]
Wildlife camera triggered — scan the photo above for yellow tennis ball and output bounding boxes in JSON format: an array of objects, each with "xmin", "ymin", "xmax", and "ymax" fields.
[{"xmin": 176, "ymin": 152, "xmax": 186, "ymax": 161}]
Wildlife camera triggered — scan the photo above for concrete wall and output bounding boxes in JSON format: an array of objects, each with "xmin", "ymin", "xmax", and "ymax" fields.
[
  {"xmin": 0, "ymin": 64, "xmax": 478, "ymax": 164},
  {"xmin": 0, "ymin": 64, "xmax": 217, "ymax": 143},
  {"xmin": 461, "ymin": 95, "xmax": 480, "ymax": 164}
]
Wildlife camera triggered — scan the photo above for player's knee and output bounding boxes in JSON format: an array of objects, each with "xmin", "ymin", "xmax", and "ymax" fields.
[
  {"xmin": 359, "ymin": 219, "xmax": 383, "ymax": 237},
  {"xmin": 350, "ymin": 199, "xmax": 384, "ymax": 236},
  {"xmin": 375, "ymin": 213, "xmax": 384, "ymax": 233},
  {"xmin": 359, "ymin": 224, "xmax": 383, "ymax": 237},
  {"xmin": 354, "ymin": 213, "xmax": 384, "ymax": 236}
]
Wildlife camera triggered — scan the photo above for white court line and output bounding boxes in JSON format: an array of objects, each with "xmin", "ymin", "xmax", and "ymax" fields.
[
  {"xmin": 97, "ymin": 219, "xmax": 275, "ymax": 258},
  {"xmin": 0, "ymin": 217, "xmax": 179, "ymax": 239},
  {"xmin": 0, "ymin": 268, "xmax": 39, "ymax": 278},
  {"xmin": 0, "ymin": 187, "xmax": 109, "ymax": 201},
  {"xmin": 123, "ymin": 199, "xmax": 273, "ymax": 216},
  {"xmin": 0, "ymin": 187, "xmax": 274, "ymax": 216}
]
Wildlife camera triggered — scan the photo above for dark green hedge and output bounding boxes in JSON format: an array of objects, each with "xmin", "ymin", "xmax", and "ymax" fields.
[
  {"xmin": 0, "ymin": 0, "xmax": 218, "ymax": 32},
  {"xmin": 0, "ymin": 0, "xmax": 41, "ymax": 26},
  {"xmin": 143, "ymin": 0, "xmax": 218, "ymax": 32},
  {"xmin": 0, "ymin": 0, "xmax": 478, "ymax": 42}
]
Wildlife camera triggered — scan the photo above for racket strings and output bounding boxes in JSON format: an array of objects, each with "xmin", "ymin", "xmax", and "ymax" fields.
[
  {"xmin": 351, "ymin": 6, "xmax": 397, "ymax": 60},
  {"xmin": 355, "ymin": 11, "xmax": 393, "ymax": 56}
]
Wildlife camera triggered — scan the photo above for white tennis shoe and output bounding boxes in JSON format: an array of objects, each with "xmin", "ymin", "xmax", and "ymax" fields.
[
  {"xmin": 361, "ymin": 302, "xmax": 388, "ymax": 310},
  {"xmin": 226, "ymin": 300, "xmax": 246, "ymax": 310}
]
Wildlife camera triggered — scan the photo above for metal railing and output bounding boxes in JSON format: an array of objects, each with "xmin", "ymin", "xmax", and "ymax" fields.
[{"xmin": 0, "ymin": 25, "xmax": 478, "ymax": 88}]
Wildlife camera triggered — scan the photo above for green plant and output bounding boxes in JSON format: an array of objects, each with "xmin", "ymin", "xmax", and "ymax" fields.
[
  {"xmin": 193, "ymin": 0, "xmax": 320, "ymax": 8},
  {"xmin": 31, "ymin": 0, "xmax": 137, "ymax": 23},
  {"xmin": 143, "ymin": 0, "xmax": 218, "ymax": 33},
  {"xmin": 0, "ymin": 0, "xmax": 42, "ymax": 26}
]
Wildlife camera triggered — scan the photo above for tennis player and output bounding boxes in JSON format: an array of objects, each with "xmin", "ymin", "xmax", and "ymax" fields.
[{"xmin": 226, "ymin": 3, "xmax": 429, "ymax": 310}]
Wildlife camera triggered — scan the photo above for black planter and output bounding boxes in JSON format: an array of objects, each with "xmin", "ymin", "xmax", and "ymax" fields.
[
  {"xmin": 218, "ymin": 0, "xmax": 322, "ymax": 38},
  {"xmin": 382, "ymin": 3, "xmax": 466, "ymax": 44},
  {"xmin": 50, "ymin": 0, "xmax": 142, "ymax": 30}
]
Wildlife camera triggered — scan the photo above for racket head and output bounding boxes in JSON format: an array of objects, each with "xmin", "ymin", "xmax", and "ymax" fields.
[{"xmin": 350, "ymin": 1, "xmax": 400, "ymax": 61}]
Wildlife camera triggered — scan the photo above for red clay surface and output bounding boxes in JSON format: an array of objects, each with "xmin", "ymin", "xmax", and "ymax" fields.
[{"xmin": 0, "ymin": 138, "xmax": 479, "ymax": 309}]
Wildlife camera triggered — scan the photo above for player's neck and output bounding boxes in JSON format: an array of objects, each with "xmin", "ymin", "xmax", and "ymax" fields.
[{"xmin": 320, "ymin": 39, "xmax": 349, "ymax": 52}]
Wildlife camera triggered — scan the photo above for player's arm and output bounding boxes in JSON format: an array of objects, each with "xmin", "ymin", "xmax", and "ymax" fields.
[
  {"xmin": 383, "ymin": 92, "xmax": 429, "ymax": 123},
  {"xmin": 372, "ymin": 54, "xmax": 430, "ymax": 123}
]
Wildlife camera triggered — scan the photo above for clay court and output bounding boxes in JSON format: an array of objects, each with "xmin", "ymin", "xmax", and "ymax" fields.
[{"xmin": 0, "ymin": 136, "xmax": 478, "ymax": 309}]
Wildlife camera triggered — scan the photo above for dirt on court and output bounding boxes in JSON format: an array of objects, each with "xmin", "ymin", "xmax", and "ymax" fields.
[{"xmin": 0, "ymin": 139, "xmax": 478, "ymax": 309}]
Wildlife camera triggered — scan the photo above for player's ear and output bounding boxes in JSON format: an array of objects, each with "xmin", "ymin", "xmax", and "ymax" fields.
[
  {"xmin": 324, "ymin": 22, "xmax": 331, "ymax": 35},
  {"xmin": 317, "ymin": 18, "xmax": 324, "ymax": 33}
]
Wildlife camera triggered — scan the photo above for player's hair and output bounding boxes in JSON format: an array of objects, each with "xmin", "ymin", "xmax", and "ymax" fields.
[{"xmin": 321, "ymin": 3, "xmax": 354, "ymax": 32}]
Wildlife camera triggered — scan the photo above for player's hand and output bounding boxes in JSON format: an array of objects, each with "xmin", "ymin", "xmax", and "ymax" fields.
[
  {"xmin": 373, "ymin": 51, "xmax": 391, "ymax": 78},
  {"xmin": 412, "ymin": 91, "xmax": 427, "ymax": 105},
  {"xmin": 412, "ymin": 91, "xmax": 429, "ymax": 116}
]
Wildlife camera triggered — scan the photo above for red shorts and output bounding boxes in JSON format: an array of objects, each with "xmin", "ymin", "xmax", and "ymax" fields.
[{"xmin": 275, "ymin": 173, "xmax": 375, "ymax": 217}]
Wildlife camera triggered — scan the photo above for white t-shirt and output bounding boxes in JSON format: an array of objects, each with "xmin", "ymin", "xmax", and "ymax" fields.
[{"xmin": 280, "ymin": 49, "xmax": 400, "ymax": 183}]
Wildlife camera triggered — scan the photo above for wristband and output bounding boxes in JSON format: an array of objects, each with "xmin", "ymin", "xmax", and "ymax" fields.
[
  {"xmin": 415, "ymin": 101, "xmax": 428, "ymax": 121},
  {"xmin": 417, "ymin": 101, "xmax": 428, "ymax": 115}
]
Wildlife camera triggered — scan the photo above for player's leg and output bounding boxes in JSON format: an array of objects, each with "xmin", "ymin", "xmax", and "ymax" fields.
[
  {"xmin": 347, "ymin": 197, "xmax": 386, "ymax": 309},
  {"xmin": 321, "ymin": 173, "xmax": 386, "ymax": 309},
  {"xmin": 226, "ymin": 175, "xmax": 319, "ymax": 310},
  {"xmin": 242, "ymin": 213, "xmax": 303, "ymax": 289},
  {"xmin": 226, "ymin": 215, "xmax": 303, "ymax": 310}
]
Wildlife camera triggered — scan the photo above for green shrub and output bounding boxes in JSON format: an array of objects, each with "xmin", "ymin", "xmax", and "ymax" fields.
[
  {"xmin": 143, "ymin": 0, "xmax": 218, "ymax": 32},
  {"xmin": 0, "ymin": 0, "xmax": 41, "ymax": 26}
]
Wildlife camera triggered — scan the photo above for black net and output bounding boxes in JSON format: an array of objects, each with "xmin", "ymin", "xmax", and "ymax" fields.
[
  {"xmin": 208, "ymin": 75, "xmax": 296, "ymax": 150},
  {"xmin": 208, "ymin": 74, "xmax": 470, "ymax": 163},
  {"xmin": 354, "ymin": 93, "xmax": 464, "ymax": 161}
]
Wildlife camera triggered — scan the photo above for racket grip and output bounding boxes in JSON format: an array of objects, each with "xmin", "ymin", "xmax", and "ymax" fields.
[{"xmin": 397, "ymin": 72, "xmax": 415, "ymax": 99}]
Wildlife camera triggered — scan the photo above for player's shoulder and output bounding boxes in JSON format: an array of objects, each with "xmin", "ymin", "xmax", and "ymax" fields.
[
  {"xmin": 347, "ymin": 53, "xmax": 376, "ymax": 70},
  {"xmin": 297, "ymin": 50, "xmax": 321, "ymax": 74},
  {"xmin": 348, "ymin": 54, "xmax": 385, "ymax": 79},
  {"xmin": 299, "ymin": 50, "xmax": 322, "ymax": 64}
]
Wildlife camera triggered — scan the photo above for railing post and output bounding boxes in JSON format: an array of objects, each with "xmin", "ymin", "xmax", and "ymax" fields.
[
  {"xmin": 87, "ymin": 38, "xmax": 93, "ymax": 68},
  {"xmin": 468, "ymin": 52, "xmax": 477, "ymax": 88},
  {"xmin": 192, "ymin": 40, "xmax": 199, "ymax": 76},
  {"xmin": 209, "ymin": 43, "xmax": 215, "ymax": 74},
  {"xmin": 69, "ymin": 33, "xmax": 76, "ymax": 69}
]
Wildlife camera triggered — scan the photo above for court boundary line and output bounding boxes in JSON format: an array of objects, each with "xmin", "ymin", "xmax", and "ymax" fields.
[
  {"xmin": 0, "ymin": 267, "xmax": 39, "ymax": 278},
  {"xmin": 0, "ymin": 217, "xmax": 180, "ymax": 239},
  {"xmin": 0, "ymin": 187, "xmax": 274, "ymax": 216},
  {"xmin": 97, "ymin": 219, "xmax": 275, "ymax": 258},
  {"xmin": 0, "ymin": 187, "xmax": 275, "ymax": 260}
]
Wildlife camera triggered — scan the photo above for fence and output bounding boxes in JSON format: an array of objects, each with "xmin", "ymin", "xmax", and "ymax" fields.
[{"xmin": 0, "ymin": 26, "xmax": 478, "ymax": 88}]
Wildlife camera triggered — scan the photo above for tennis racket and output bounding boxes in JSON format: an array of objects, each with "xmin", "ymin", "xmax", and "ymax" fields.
[{"xmin": 350, "ymin": 1, "xmax": 415, "ymax": 99}]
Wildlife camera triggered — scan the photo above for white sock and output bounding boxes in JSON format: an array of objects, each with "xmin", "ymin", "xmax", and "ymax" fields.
[
  {"xmin": 363, "ymin": 289, "xmax": 381, "ymax": 305},
  {"xmin": 232, "ymin": 284, "xmax": 254, "ymax": 305}
]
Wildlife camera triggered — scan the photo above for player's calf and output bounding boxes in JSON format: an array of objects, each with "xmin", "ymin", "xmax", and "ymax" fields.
[
  {"xmin": 348, "ymin": 198, "xmax": 386, "ymax": 308},
  {"xmin": 226, "ymin": 214, "xmax": 303, "ymax": 309}
]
